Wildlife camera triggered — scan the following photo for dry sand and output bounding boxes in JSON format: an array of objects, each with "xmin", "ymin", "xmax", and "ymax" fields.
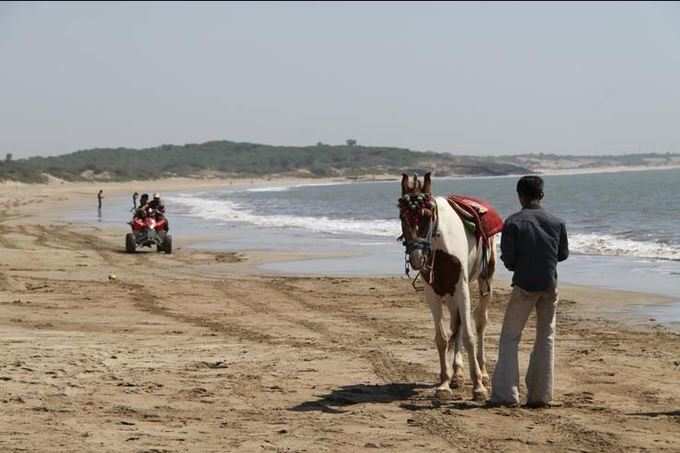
[
  {"xmin": 0, "ymin": 180, "xmax": 679, "ymax": 453},
  {"xmin": 535, "ymin": 164, "xmax": 680, "ymax": 176}
]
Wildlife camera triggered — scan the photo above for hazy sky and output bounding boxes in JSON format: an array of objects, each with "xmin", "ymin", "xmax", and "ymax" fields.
[{"xmin": 2, "ymin": 1, "xmax": 680, "ymax": 157}]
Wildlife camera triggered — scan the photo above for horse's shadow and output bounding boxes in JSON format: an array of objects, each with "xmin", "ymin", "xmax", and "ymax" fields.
[
  {"xmin": 627, "ymin": 410, "xmax": 680, "ymax": 418},
  {"xmin": 401, "ymin": 399, "xmax": 483, "ymax": 411},
  {"xmin": 289, "ymin": 382, "xmax": 429, "ymax": 414},
  {"xmin": 289, "ymin": 382, "xmax": 483, "ymax": 414}
]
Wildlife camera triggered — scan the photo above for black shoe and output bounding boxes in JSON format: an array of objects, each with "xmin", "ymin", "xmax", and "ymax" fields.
[
  {"xmin": 525, "ymin": 401, "xmax": 552, "ymax": 409},
  {"xmin": 485, "ymin": 400, "xmax": 519, "ymax": 408}
]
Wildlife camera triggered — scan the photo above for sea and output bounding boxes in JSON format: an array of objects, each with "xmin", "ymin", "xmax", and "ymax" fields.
[{"xmin": 77, "ymin": 168, "xmax": 680, "ymax": 326}]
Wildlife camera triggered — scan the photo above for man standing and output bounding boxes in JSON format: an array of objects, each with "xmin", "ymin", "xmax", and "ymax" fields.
[
  {"xmin": 132, "ymin": 192, "xmax": 139, "ymax": 210},
  {"xmin": 97, "ymin": 190, "xmax": 103, "ymax": 210},
  {"xmin": 489, "ymin": 176, "xmax": 569, "ymax": 408}
]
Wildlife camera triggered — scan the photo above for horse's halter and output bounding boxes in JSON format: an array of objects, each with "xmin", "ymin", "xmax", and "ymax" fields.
[{"xmin": 398, "ymin": 191, "xmax": 438, "ymax": 277}]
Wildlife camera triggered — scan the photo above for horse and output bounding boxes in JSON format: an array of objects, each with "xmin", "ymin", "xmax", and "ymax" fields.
[{"xmin": 398, "ymin": 173, "xmax": 498, "ymax": 401}]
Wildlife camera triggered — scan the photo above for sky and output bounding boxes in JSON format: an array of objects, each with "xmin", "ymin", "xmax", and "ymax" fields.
[{"xmin": 1, "ymin": 1, "xmax": 680, "ymax": 158}]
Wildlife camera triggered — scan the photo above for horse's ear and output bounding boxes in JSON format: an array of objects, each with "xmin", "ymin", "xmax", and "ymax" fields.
[
  {"xmin": 423, "ymin": 172, "xmax": 432, "ymax": 194},
  {"xmin": 401, "ymin": 174, "xmax": 410, "ymax": 195}
]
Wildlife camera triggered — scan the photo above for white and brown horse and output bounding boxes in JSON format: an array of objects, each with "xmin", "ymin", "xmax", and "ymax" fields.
[{"xmin": 399, "ymin": 173, "xmax": 496, "ymax": 401}]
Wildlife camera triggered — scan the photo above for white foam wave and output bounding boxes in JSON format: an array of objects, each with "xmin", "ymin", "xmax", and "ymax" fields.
[
  {"xmin": 570, "ymin": 233, "xmax": 680, "ymax": 261},
  {"xmin": 245, "ymin": 181, "xmax": 350, "ymax": 193},
  {"xmin": 167, "ymin": 195, "xmax": 680, "ymax": 260},
  {"xmin": 167, "ymin": 195, "xmax": 401, "ymax": 237},
  {"xmin": 246, "ymin": 186, "xmax": 291, "ymax": 193}
]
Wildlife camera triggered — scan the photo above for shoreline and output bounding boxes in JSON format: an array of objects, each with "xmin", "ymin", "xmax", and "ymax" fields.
[
  {"xmin": 39, "ymin": 178, "xmax": 680, "ymax": 329},
  {"xmin": 257, "ymin": 258, "xmax": 680, "ymax": 329},
  {"xmin": 6, "ymin": 174, "xmax": 679, "ymax": 327},
  {"xmin": 45, "ymin": 177, "xmax": 680, "ymax": 329}
]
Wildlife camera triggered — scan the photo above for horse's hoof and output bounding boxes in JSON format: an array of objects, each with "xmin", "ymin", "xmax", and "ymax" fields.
[
  {"xmin": 473, "ymin": 388, "xmax": 488, "ymax": 402},
  {"xmin": 451, "ymin": 375, "xmax": 465, "ymax": 389},
  {"xmin": 434, "ymin": 388, "xmax": 454, "ymax": 400}
]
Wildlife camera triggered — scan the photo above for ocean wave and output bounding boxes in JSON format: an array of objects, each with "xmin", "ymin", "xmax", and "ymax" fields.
[
  {"xmin": 246, "ymin": 186, "xmax": 291, "ymax": 193},
  {"xmin": 570, "ymin": 233, "xmax": 680, "ymax": 261},
  {"xmin": 245, "ymin": 181, "xmax": 351, "ymax": 193},
  {"xmin": 167, "ymin": 195, "xmax": 401, "ymax": 237},
  {"xmin": 167, "ymin": 195, "xmax": 680, "ymax": 260}
]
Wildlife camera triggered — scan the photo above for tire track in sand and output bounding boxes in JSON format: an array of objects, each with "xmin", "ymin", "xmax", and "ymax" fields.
[
  {"xmin": 125, "ymin": 276, "xmax": 624, "ymax": 452},
  {"xmin": 267, "ymin": 277, "xmax": 627, "ymax": 452}
]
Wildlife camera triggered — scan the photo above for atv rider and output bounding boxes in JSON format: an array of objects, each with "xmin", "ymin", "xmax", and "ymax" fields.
[
  {"xmin": 138, "ymin": 193, "xmax": 150, "ymax": 210},
  {"xmin": 148, "ymin": 193, "xmax": 165, "ymax": 213},
  {"xmin": 147, "ymin": 193, "xmax": 169, "ymax": 231},
  {"xmin": 134, "ymin": 193, "xmax": 150, "ymax": 218}
]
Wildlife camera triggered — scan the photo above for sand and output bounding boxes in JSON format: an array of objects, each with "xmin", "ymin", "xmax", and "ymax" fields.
[
  {"xmin": 535, "ymin": 164, "xmax": 680, "ymax": 176},
  {"xmin": 0, "ymin": 179, "xmax": 679, "ymax": 453}
]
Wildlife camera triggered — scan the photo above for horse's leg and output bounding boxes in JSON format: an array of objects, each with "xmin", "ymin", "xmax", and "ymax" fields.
[
  {"xmin": 456, "ymin": 276, "xmax": 488, "ymax": 401},
  {"xmin": 475, "ymin": 239, "xmax": 496, "ymax": 386},
  {"xmin": 475, "ymin": 275, "xmax": 492, "ymax": 386},
  {"xmin": 426, "ymin": 286, "xmax": 453, "ymax": 399},
  {"xmin": 450, "ymin": 309, "xmax": 465, "ymax": 388}
]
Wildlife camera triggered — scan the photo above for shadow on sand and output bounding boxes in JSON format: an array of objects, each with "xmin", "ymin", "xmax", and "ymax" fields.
[
  {"xmin": 290, "ymin": 382, "xmax": 485, "ymax": 414},
  {"xmin": 400, "ymin": 399, "xmax": 484, "ymax": 412},
  {"xmin": 627, "ymin": 410, "xmax": 680, "ymax": 418},
  {"xmin": 289, "ymin": 383, "xmax": 429, "ymax": 414}
]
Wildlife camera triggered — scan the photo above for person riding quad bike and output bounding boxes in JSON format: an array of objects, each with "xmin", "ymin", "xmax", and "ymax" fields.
[
  {"xmin": 126, "ymin": 192, "xmax": 171, "ymax": 254},
  {"xmin": 135, "ymin": 193, "xmax": 150, "ymax": 216},
  {"xmin": 147, "ymin": 193, "xmax": 169, "ymax": 231},
  {"xmin": 148, "ymin": 193, "xmax": 165, "ymax": 213}
]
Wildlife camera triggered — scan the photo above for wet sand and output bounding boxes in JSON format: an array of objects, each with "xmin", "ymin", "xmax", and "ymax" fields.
[{"xmin": 0, "ymin": 180, "xmax": 679, "ymax": 453}]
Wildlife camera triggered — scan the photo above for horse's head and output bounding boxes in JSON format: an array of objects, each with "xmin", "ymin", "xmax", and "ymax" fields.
[{"xmin": 398, "ymin": 172, "xmax": 436, "ymax": 271}]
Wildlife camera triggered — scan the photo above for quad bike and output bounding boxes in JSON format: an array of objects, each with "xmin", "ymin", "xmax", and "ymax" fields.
[{"xmin": 126, "ymin": 208, "xmax": 172, "ymax": 254}]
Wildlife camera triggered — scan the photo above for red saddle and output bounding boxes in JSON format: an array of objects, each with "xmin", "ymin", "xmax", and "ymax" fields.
[{"xmin": 446, "ymin": 195, "xmax": 503, "ymax": 242}]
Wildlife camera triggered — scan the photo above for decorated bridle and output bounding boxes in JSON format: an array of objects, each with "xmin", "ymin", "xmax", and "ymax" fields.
[{"xmin": 398, "ymin": 174, "xmax": 438, "ymax": 282}]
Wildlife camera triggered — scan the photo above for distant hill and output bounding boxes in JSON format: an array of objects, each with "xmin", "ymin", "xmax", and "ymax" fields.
[
  {"xmin": 0, "ymin": 141, "xmax": 530, "ymax": 183},
  {"xmin": 1, "ymin": 141, "xmax": 677, "ymax": 183}
]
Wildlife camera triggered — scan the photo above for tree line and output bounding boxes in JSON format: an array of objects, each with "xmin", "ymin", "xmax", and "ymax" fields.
[{"xmin": 0, "ymin": 141, "xmax": 530, "ymax": 183}]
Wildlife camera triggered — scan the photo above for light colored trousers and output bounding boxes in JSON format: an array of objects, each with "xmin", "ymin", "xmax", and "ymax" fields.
[{"xmin": 490, "ymin": 285, "xmax": 558, "ymax": 405}]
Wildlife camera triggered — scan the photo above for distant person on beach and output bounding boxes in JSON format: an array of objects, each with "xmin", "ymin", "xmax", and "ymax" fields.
[
  {"xmin": 488, "ymin": 175, "xmax": 569, "ymax": 409},
  {"xmin": 132, "ymin": 192, "xmax": 139, "ymax": 210},
  {"xmin": 97, "ymin": 190, "xmax": 103, "ymax": 210}
]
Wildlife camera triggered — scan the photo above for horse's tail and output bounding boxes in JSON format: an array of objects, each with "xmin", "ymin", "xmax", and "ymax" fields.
[{"xmin": 478, "ymin": 236, "xmax": 496, "ymax": 289}]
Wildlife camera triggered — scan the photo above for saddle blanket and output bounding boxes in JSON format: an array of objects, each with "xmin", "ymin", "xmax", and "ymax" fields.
[{"xmin": 446, "ymin": 195, "xmax": 503, "ymax": 240}]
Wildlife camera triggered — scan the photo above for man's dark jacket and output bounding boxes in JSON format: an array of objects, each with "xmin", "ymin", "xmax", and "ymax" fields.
[{"xmin": 500, "ymin": 206, "xmax": 569, "ymax": 292}]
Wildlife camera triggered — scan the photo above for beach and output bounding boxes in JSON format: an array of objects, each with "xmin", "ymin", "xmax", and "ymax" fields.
[{"xmin": 1, "ymin": 179, "xmax": 679, "ymax": 453}]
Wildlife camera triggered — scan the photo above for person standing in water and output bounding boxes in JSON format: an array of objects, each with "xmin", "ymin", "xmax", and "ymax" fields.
[
  {"xmin": 97, "ymin": 190, "xmax": 103, "ymax": 221},
  {"xmin": 132, "ymin": 191, "xmax": 139, "ymax": 210}
]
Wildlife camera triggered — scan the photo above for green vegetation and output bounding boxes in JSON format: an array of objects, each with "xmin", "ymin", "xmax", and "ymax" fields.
[
  {"xmin": 0, "ymin": 141, "xmax": 530, "ymax": 183},
  {"xmin": 2, "ymin": 141, "xmax": 676, "ymax": 183}
]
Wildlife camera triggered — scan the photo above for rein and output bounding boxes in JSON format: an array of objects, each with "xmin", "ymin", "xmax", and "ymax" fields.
[{"xmin": 398, "ymin": 194, "xmax": 438, "ymax": 286}]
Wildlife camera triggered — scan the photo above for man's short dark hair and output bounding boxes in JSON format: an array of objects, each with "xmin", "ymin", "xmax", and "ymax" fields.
[{"xmin": 517, "ymin": 176, "xmax": 544, "ymax": 200}]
